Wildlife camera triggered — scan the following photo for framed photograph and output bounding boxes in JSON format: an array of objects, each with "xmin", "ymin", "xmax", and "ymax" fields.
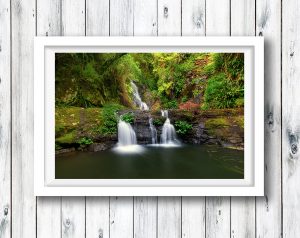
[{"xmin": 34, "ymin": 37, "xmax": 264, "ymax": 196}]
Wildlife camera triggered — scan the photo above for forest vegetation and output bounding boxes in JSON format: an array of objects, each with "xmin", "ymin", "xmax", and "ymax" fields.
[{"xmin": 55, "ymin": 52, "xmax": 244, "ymax": 151}]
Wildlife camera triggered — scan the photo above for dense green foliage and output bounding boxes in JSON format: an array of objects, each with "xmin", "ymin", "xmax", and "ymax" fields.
[
  {"xmin": 78, "ymin": 137, "xmax": 93, "ymax": 145},
  {"xmin": 98, "ymin": 103, "xmax": 123, "ymax": 135},
  {"xmin": 56, "ymin": 52, "xmax": 244, "ymax": 110},
  {"xmin": 120, "ymin": 112, "xmax": 135, "ymax": 124},
  {"xmin": 153, "ymin": 118, "xmax": 163, "ymax": 126},
  {"xmin": 202, "ymin": 53, "xmax": 244, "ymax": 109},
  {"xmin": 175, "ymin": 120, "xmax": 193, "ymax": 135}
]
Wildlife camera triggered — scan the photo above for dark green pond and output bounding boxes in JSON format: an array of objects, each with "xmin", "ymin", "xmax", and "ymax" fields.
[{"xmin": 55, "ymin": 145, "xmax": 244, "ymax": 179}]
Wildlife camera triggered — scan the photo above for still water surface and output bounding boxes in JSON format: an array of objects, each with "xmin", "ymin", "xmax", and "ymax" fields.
[{"xmin": 55, "ymin": 145, "xmax": 244, "ymax": 179}]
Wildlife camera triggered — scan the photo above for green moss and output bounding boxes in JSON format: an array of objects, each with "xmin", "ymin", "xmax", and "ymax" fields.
[
  {"xmin": 56, "ymin": 131, "xmax": 76, "ymax": 144},
  {"xmin": 232, "ymin": 116, "xmax": 244, "ymax": 129},
  {"xmin": 121, "ymin": 112, "xmax": 135, "ymax": 124},
  {"xmin": 205, "ymin": 118, "xmax": 230, "ymax": 129}
]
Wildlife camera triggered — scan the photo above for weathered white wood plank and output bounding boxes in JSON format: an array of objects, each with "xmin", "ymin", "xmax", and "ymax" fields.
[
  {"xmin": 86, "ymin": 0, "xmax": 109, "ymax": 36},
  {"xmin": 62, "ymin": 197, "xmax": 85, "ymax": 238},
  {"xmin": 230, "ymin": 197, "xmax": 255, "ymax": 238},
  {"xmin": 61, "ymin": 1, "xmax": 86, "ymax": 238},
  {"xmin": 134, "ymin": 197, "xmax": 157, "ymax": 238},
  {"xmin": 182, "ymin": 0, "xmax": 205, "ymax": 36},
  {"xmin": 0, "ymin": 0, "xmax": 11, "ymax": 237},
  {"xmin": 206, "ymin": 198, "xmax": 230, "ymax": 238},
  {"xmin": 181, "ymin": 1, "xmax": 206, "ymax": 237},
  {"xmin": 110, "ymin": 197, "xmax": 134, "ymax": 238},
  {"xmin": 157, "ymin": 0, "xmax": 181, "ymax": 35},
  {"xmin": 11, "ymin": 0, "xmax": 36, "ymax": 237},
  {"xmin": 86, "ymin": 197, "xmax": 109, "ymax": 238},
  {"xmin": 36, "ymin": 0, "xmax": 61, "ymax": 36},
  {"xmin": 206, "ymin": 0, "xmax": 230, "ymax": 36},
  {"xmin": 231, "ymin": 0, "xmax": 255, "ymax": 36},
  {"xmin": 230, "ymin": 1, "xmax": 256, "ymax": 237},
  {"xmin": 282, "ymin": 0, "xmax": 300, "ymax": 237},
  {"xmin": 37, "ymin": 197, "xmax": 61, "ymax": 238},
  {"xmin": 62, "ymin": 0, "xmax": 85, "ymax": 36},
  {"xmin": 157, "ymin": 197, "xmax": 181, "ymax": 238},
  {"xmin": 110, "ymin": 0, "xmax": 134, "ymax": 36},
  {"xmin": 205, "ymin": 1, "xmax": 231, "ymax": 237},
  {"xmin": 182, "ymin": 197, "xmax": 205, "ymax": 238},
  {"xmin": 134, "ymin": 0, "xmax": 157, "ymax": 36},
  {"xmin": 256, "ymin": 0, "xmax": 282, "ymax": 237},
  {"xmin": 36, "ymin": 1, "xmax": 62, "ymax": 237}
]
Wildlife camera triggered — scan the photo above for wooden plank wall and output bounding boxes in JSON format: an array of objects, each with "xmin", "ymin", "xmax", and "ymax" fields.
[{"xmin": 0, "ymin": 0, "xmax": 294, "ymax": 237}]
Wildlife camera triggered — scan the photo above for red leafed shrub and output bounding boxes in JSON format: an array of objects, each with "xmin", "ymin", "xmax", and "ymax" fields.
[{"xmin": 179, "ymin": 101, "xmax": 199, "ymax": 110}]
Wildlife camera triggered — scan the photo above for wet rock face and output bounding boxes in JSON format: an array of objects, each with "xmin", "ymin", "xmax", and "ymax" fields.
[{"xmin": 133, "ymin": 111, "xmax": 154, "ymax": 144}]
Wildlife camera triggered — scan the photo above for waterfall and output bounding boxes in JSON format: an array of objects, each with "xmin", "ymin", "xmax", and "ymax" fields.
[
  {"xmin": 117, "ymin": 120, "xmax": 137, "ymax": 146},
  {"xmin": 161, "ymin": 110, "xmax": 168, "ymax": 118},
  {"xmin": 161, "ymin": 118, "xmax": 178, "ymax": 144},
  {"xmin": 131, "ymin": 81, "xmax": 149, "ymax": 110},
  {"xmin": 160, "ymin": 110, "xmax": 180, "ymax": 145},
  {"xmin": 149, "ymin": 118, "xmax": 158, "ymax": 144}
]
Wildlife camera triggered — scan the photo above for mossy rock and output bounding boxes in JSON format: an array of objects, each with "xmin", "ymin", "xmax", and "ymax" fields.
[{"xmin": 205, "ymin": 118, "xmax": 230, "ymax": 129}]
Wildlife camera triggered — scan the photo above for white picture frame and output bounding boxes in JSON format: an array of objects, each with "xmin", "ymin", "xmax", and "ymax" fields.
[{"xmin": 34, "ymin": 36, "xmax": 264, "ymax": 196}]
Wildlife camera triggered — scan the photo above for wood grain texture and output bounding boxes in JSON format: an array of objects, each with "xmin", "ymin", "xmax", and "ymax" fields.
[
  {"xmin": 230, "ymin": 197, "xmax": 255, "ymax": 238},
  {"xmin": 0, "ymin": 0, "xmax": 10, "ymax": 237},
  {"xmin": 182, "ymin": 0, "xmax": 205, "ymax": 36},
  {"xmin": 157, "ymin": 0, "xmax": 181, "ymax": 35},
  {"xmin": 134, "ymin": 0, "xmax": 157, "ymax": 36},
  {"xmin": 86, "ymin": 0, "xmax": 109, "ymax": 36},
  {"xmin": 206, "ymin": 0, "xmax": 230, "ymax": 36},
  {"xmin": 157, "ymin": 197, "xmax": 181, "ymax": 238},
  {"xmin": 11, "ymin": 0, "xmax": 36, "ymax": 237},
  {"xmin": 182, "ymin": 197, "xmax": 205, "ymax": 238},
  {"xmin": 36, "ymin": 0, "xmax": 61, "ymax": 36},
  {"xmin": 62, "ymin": 0, "xmax": 85, "ymax": 36},
  {"xmin": 86, "ymin": 197, "xmax": 109, "ymax": 238},
  {"xmin": 230, "ymin": 1, "xmax": 256, "ymax": 237},
  {"xmin": 206, "ymin": 197, "xmax": 230, "ymax": 238},
  {"xmin": 205, "ymin": 1, "xmax": 231, "ymax": 237},
  {"xmin": 134, "ymin": 197, "xmax": 157, "ymax": 238},
  {"xmin": 110, "ymin": 0, "xmax": 134, "ymax": 36},
  {"xmin": 256, "ymin": 0, "xmax": 282, "ymax": 237},
  {"xmin": 62, "ymin": 197, "xmax": 85, "ymax": 238},
  {"xmin": 1, "ymin": 0, "xmax": 290, "ymax": 237},
  {"xmin": 110, "ymin": 197, "xmax": 133, "ymax": 238},
  {"xmin": 36, "ymin": 1, "xmax": 62, "ymax": 237},
  {"xmin": 37, "ymin": 197, "xmax": 61, "ymax": 238},
  {"xmin": 231, "ymin": 0, "xmax": 255, "ymax": 36},
  {"xmin": 282, "ymin": 0, "xmax": 300, "ymax": 237}
]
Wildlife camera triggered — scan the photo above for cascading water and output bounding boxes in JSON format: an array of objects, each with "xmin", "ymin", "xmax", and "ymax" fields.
[
  {"xmin": 114, "ymin": 120, "xmax": 144, "ymax": 153},
  {"xmin": 117, "ymin": 120, "xmax": 137, "ymax": 146},
  {"xmin": 161, "ymin": 110, "xmax": 168, "ymax": 118},
  {"xmin": 149, "ymin": 118, "xmax": 158, "ymax": 144},
  {"xmin": 160, "ymin": 110, "xmax": 180, "ymax": 145},
  {"xmin": 131, "ymin": 81, "xmax": 149, "ymax": 110}
]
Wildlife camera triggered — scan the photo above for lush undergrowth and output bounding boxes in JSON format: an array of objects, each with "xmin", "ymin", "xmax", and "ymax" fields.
[{"xmin": 55, "ymin": 52, "xmax": 244, "ymax": 110}]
